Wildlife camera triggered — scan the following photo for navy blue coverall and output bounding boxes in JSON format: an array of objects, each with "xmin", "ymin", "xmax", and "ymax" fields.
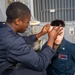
[
  {"xmin": 0, "ymin": 22, "xmax": 56, "ymax": 75},
  {"xmin": 46, "ymin": 38, "xmax": 75, "ymax": 75}
]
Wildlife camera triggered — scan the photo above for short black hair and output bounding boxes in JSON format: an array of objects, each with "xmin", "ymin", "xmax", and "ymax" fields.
[
  {"xmin": 51, "ymin": 20, "xmax": 65, "ymax": 27},
  {"xmin": 6, "ymin": 2, "xmax": 31, "ymax": 23}
]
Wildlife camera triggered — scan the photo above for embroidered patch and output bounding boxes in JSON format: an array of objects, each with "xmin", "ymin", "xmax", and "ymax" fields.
[{"xmin": 58, "ymin": 54, "xmax": 67, "ymax": 60}]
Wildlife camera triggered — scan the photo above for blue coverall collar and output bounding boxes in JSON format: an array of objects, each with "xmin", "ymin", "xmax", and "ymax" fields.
[
  {"xmin": 2, "ymin": 22, "xmax": 16, "ymax": 33},
  {"xmin": 57, "ymin": 38, "xmax": 67, "ymax": 50}
]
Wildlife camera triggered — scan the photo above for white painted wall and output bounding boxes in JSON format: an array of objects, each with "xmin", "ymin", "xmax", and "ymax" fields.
[
  {"xmin": 0, "ymin": 0, "xmax": 6, "ymax": 21},
  {"xmin": 0, "ymin": 0, "xmax": 34, "ymax": 22}
]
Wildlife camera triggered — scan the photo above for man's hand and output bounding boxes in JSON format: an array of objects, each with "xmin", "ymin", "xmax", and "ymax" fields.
[
  {"xmin": 48, "ymin": 26, "xmax": 63, "ymax": 39},
  {"xmin": 36, "ymin": 24, "xmax": 50, "ymax": 39},
  {"xmin": 40, "ymin": 24, "xmax": 50, "ymax": 35},
  {"xmin": 47, "ymin": 26, "xmax": 63, "ymax": 48}
]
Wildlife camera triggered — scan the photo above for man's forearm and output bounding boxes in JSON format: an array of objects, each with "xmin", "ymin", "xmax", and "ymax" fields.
[
  {"xmin": 47, "ymin": 38, "xmax": 54, "ymax": 48},
  {"xmin": 36, "ymin": 32, "xmax": 43, "ymax": 39}
]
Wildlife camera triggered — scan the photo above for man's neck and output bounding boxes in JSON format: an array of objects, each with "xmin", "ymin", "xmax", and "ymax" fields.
[
  {"xmin": 6, "ymin": 22, "xmax": 17, "ymax": 32},
  {"xmin": 53, "ymin": 43, "xmax": 60, "ymax": 50}
]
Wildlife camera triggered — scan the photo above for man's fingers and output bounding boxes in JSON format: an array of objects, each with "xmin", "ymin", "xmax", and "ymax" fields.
[
  {"xmin": 45, "ymin": 24, "xmax": 50, "ymax": 31},
  {"xmin": 46, "ymin": 24, "xmax": 50, "ymax": 28},
  {"xmin": 57, "ymin": 27, "xmax": 63, "ymax": 35},
  {"xmin": 52, "ymin": 26, "xmax": 63, "ymax": 32},
  {"xmin": 51, "ymin": 26, "xmax": 58, "ymax": 32}
]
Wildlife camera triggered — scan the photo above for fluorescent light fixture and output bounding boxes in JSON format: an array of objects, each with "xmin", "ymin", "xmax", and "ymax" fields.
[
  {"xmin": 30, "ymin": 16, "xmax": 40, "ymax": 25},
  {"xmin": 50, "ymin": 9, "xmax": 55, "ymax": 12},
  {"xmin": 30, "ymin": 21, "xmax": 40, "ymax": 25}
]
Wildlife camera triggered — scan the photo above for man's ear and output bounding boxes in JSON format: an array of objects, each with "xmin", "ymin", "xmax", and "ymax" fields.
[{"xmin": 14, "ymin": 18, "xmax": 22, "ymax": 26}]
